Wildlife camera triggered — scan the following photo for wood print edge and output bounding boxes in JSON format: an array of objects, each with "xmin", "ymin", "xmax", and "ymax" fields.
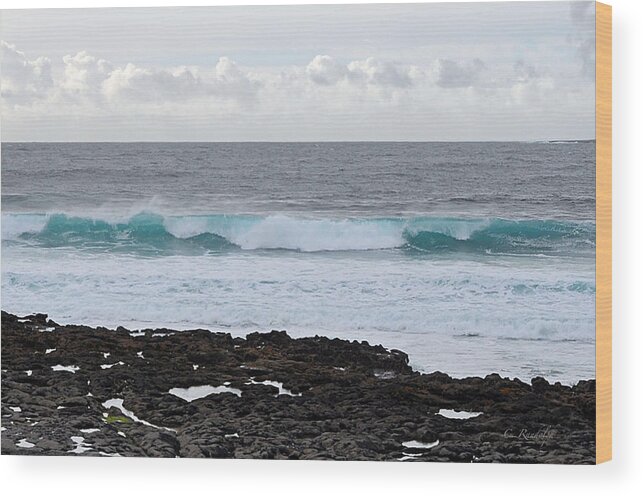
[{"xmin": 595, "ymin": 1, "xmax": 612, "ymax": 464}]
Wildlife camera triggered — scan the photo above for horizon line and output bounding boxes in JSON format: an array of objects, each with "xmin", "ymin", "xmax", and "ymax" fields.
[{"xmin": 1, "ymin": 139, "xmax": 597, "ymax": 144}]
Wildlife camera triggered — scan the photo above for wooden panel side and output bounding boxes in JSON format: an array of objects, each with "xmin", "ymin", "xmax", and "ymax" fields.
[{"xmin": 595, "ymin": 1, "xmax": 612, "ymax": 465}]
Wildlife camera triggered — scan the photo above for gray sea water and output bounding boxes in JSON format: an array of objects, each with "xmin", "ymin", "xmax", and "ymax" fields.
[{"xmin": 1, "ymin": 142, "xmax": 596, "ymax": 383}]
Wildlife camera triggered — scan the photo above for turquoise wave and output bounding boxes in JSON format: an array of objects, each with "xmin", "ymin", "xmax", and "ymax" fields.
[{"xmin": 2, "ymin": 212, "xmax": 596, "ymax": 256}]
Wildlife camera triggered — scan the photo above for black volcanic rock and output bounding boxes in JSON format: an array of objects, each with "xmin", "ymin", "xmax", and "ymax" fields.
[{"xmin": 0, "ymin": 311, "xmax": 595, "ymax": 463}]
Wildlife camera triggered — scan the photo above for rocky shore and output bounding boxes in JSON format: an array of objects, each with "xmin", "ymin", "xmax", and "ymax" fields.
[{"xmin": 1, "ymin": 311, "xmax": 596, "ymax": 463}]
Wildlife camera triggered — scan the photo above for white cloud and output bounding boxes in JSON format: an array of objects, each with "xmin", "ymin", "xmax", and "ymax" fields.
[
  {"xmin": 102, "ymin": 63, "xmax": 202, "ymax": 102},
  {"xmin": 1, "ymin": 41, "xmax": 53, "ymax": 105},
  {"xmin": 569, "ymin": 1, "xmax": 595, "ymax": 79},
  {"xmin": 347, "ymin": 57, "xmax": 416, "ymax": 88},
  {"xmin": 513, "ymin": 61, "xmax": 539, "ymax": 83},
  {"xmin": 432, "ymin": 58, "xmax": 485, "ymax": 89},
  {"xmin": 2, "ymin": 48, "xmax": 420, "ymax": 112},
  {"xmin": 0, "ymin": 39, "xmax": 594, "ymax": 141},
  {"xmin": 0, "ymin": 2, "xmax": 596, "ymax": 141},
  {"xmin": 306, "ymin": 55, "xmax": 418, "ymax": 88},
  {"xmin": 0, "ymin": 46, "xmax": 262, "ymax": 111},
  {"xmin": 306, "ymin": 55, "xmax": 347, "ymax": 86},
  {"xmin": 89, "ymin": 56, "xmax": 258, "ymax": 105},
  {"xmin": 212, "ymin": 57, "xmax": 260, "ymax": 102},
  {"xmin": 60, "ymin": 51, "xmax": 112, "ymax": 98}
]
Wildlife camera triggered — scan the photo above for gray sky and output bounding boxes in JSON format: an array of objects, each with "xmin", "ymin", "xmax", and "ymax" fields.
[{"xmin": 0, "ymin": 2, "xmax": 595, "ymax": 141}]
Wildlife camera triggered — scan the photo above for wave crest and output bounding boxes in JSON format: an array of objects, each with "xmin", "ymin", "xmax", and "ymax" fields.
[{"xmin": 2, "ymin": 212, "xmax": 595, "ymax": 256}]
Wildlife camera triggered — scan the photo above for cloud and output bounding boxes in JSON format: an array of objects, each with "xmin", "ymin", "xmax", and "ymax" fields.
[
  {"xmin": 0, "ymin": 41, "xmax": 573, "ymax": 117},
  {"xmin": 347, "ymin": 57, "xmax": 415, "ymax": 87},
  {"xmin": 1, "ymin": 39, "xmax": 594, "ymax": 141},
  {"xmin": 212, "ymin": 57, "xmax": 260, "ymax": 101},
  {"xmin": 0, "ymin": 2, "xmax": 597, "ymax": 141},
  {"xmin": 86, "ymin": 56, "xmax": 258, "ymax": 105},
  {"xmin": 509, "ymin": 69, "xmax": 555, "ymax": 106},
  {"xmin": 306, "ymin": 55, "xmax": 347, "ymax": 85},
  {"xmin": 306, "ymin": 55, "xmax": 417, "ymax": 88},
  {"xmin": 0, "ymin": 43, "xmax": 261, "ymax": 110},
  {"xmin": 568, "ymin": 1, "xmax": 595, "ymax": 79},
  {"xmin": 432, "ymin": 58, "xmax": 485, "ymax": 88},
  {"xmin": 575, "ymin": 37, "xmax": 595, "ymax": 79},
  {"xmin": 61, "ymin": 51, "xmax": 112, "ymax": 98},
  {"xmin": 102, "ymin": 64, "xmax": 202, "ymax": 102},
  {"xmin": 1, "ymin": 41, "xmax": 53, "ymax": 105},
  {"xmin": 513, "ymin": 61, "xmax": 539, "ymax": 83}
]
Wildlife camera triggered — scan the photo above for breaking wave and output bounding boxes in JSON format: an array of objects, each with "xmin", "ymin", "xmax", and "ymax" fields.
[{"xmin": 1, "ymin": 212, "xmax": 596, "ymax": 256}]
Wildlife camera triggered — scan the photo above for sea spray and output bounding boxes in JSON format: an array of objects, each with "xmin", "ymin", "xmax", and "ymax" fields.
[{"xmin": 2, "ymin": 212, "xmax": 596, "ymax": 256}]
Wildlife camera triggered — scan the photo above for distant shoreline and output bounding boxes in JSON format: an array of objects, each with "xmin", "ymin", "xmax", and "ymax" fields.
[{"xmin": 1, "ymin": 311, "xmax": 596, "ymax": 463}]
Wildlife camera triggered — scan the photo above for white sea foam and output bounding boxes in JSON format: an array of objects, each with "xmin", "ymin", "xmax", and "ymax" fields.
[
  {"xmin": 101, "ymin": 361, "xmax": 125, "ymax": 369},
  {"xmin": 1, "ymin": 213, "xmax": 48, "ymax": 241},
  {"xmin": 2, "ymin": 222, "xmax": 596, "ymax": 384},
  {"xmin": 2, "ymin": 211, "xmax": 513, "ymax": 253},
  {"xmin": 436, "ymin": 409, "xmax": 483, "ymax": 419},
  {"xmin": 229, "ymin": 215, "xmax": 404, "ymax": 252},
  {"xmin": 168, "ymin": 384, "xmax": 242, "ymax": 401},
  {"xmin": 161, "ymin": 214, "xmax": 495, "ymax": 252},
  {"xmin": 398, "ymin": 452, "xmax": 424, "ymax": 461},
  {"xmin": 52, "ymin": 365, "xmax": 80, "ymax": 373},
  {"xmin": 402, "ymin": 440, "xmax": 440, "ymax": 449},
  {"xmin": 99, "ymin": 451, "xmax": 123, "ymax": 457},
  {"xmin": 246, "ymin": 378, "xmax": 301, "ymax": 397},
  {"xmin": 102, "ymin": 398, "xmax": 175, "ymax": 432},
  {"xmin": 80, "ymin": 428, "xmax": 101, "ymax": 434},
  {"xmin": 374, "ymin": 371, "xmax": 396, "ymax": 380},
  {"xmin": 69, "ymin": 436, "xmax": 92, "ymax": 454}
]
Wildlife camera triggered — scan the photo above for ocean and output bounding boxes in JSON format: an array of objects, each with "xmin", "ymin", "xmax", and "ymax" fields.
[{"xmin": 1, "ymin": 142, "xmax": 596, "ymax": 384}]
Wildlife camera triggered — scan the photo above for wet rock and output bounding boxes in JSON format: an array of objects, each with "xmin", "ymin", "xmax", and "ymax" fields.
[
  {"xmin": 531, "ymin": 377, "xmax": 550, "ymax": 393},
  {"xmin": 1, "ymin": 311, "xmax": 595, "ymax": 463}
]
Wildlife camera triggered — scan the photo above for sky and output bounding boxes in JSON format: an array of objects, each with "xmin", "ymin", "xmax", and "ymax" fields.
[{"xmin": 0, "ymin": 2, "xmax": 596, "ymax": 142}]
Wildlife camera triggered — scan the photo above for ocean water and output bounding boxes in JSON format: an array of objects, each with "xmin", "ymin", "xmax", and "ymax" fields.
[{"xmin": 1, "ymin": 142, "xmax": 596, "ymax": 383}]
